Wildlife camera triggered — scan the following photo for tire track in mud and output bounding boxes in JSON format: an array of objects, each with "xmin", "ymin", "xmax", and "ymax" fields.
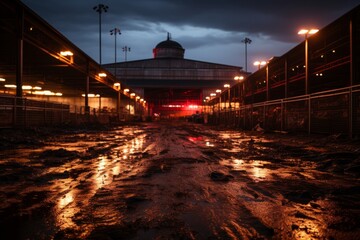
[{"xmin": 85, "ymin": 122, "xmax": 277, "ymax": 239}]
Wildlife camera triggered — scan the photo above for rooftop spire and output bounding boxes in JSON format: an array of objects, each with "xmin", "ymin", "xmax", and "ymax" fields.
[{"xmin": 167, "ymin": 32, "xmax": 171, "ymax": 40}]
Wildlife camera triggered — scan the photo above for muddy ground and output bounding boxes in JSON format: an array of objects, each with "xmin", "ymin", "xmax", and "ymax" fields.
[{"xmin": 0, "ymin": 121, "xmax": 359, "ymax": 240}]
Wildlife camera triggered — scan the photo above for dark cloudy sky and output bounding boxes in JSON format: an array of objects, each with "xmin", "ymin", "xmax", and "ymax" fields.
[{"xmin": 21, "ymin": 0, "xmax": 359, "ymax": 72}]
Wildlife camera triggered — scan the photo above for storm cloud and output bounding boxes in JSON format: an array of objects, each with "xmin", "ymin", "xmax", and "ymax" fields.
[{"xmin": 21, "ymin": 0, "xmax": 359, "ymax": 72}]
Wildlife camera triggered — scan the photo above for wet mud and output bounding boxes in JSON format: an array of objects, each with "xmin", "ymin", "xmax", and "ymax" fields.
[{"xmin": 0, "ymin": 121, "xmax": 359, "ymax": 239}]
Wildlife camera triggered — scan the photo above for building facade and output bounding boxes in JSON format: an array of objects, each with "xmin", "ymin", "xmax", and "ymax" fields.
[{"xmin": 104, "ymin": 35, "xmax": 247, "ymax": 118}]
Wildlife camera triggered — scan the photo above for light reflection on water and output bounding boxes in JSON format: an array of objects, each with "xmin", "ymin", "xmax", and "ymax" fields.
[
  {"xmin": 188, "ymin": 136, "xmax": 203, "ymax": 142},
  {"xmin": 54, "ymin": 131, "xmax": 147, "ymax": 232},
  {"xmin": 56, "ymin": 187, "xmax": 78, "ymax": 230},
  {"xmin": 293, "ymin": 221, "xmax": 321, "ymax": 240},
  {"xmin": 112, "ymin": 163, "xmax": 121, "ymax": 176},
  {"xmin": 122, "ymin": 133, "xmax": 146, "ymax": 159},
  {"xmin": 224, "ymin": 158, "xmax": 271, "ymax": 182},
  {"xmin": 59, "ymin": 191, "xmax": 74, "ymax": 208},
  {"xmin": 250, "ymin": 160, "xmax": 268, "ymax": 181},
  {"xmin": 187, "ymin": 135, "xmax": 214, "ymax": 147},
  {"xmin": 205, "ymin": 141, "xmax": 215, "ymax": 147},
  {"xmin": 95, "ymin": 155, "xmax": 108, "ymax": 188}
]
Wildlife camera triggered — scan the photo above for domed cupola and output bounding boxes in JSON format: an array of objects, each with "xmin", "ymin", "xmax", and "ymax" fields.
[{"xmin": 153, "ymin": 33, "xmax": 185, "ymax": 59}]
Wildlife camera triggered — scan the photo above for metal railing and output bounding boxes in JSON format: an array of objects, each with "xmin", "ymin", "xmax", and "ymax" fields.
[
  {"xmin": 206, "ymin": 84, "xmax": 360, "ymax": 137},
  {"xmin": 0, "ymin": 96, "xmax": 119, "ymax": 128}
]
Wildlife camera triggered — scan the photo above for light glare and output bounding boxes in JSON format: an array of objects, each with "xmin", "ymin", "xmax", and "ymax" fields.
[{"xmin": 60, "ymin": 51, "xmax": 73, "ymax": 56}]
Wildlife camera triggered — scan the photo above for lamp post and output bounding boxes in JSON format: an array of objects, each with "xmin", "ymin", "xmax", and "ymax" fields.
[
  {"xmin": 130, "ymin": 93, "xmax": 136, "ymax": 115},
  {"xmin": 110, "ymin": 28, "xmax": 121, "ymax": 77},
  {"xmin": 215, "ymin": 89, "xmax": 222, "ymax": 111},
  {"xmin": 241, "ymin": 38, "xmax": 252, "ymax": 72},
  {"xmin": 224, "ymin": 84, "xmax": 231, "ymax": 109},
  {"xmin": 298, "ymin": 28, "xmax": 318, "ymax": 135},
  {"xmin": 124, "ymin": 88, "xmax": 130, "ymax": 117},
  {"xmin": 298, "ymin": 28, "xmax": 318, "ymax": 94},
  {"xmin": 93, "ymin": 4, "xmax": 108, "ymax": 65},
  {"xmin": 114, "ymin": 82, "xmax": 121, "ymax": 120},
  {"xmin": 122, "ymin": 46, "xmax": 131, "ymax": 62},
  {"xmin": 234, "ymin": 76, "xmax": 245, "ymax": 108}
]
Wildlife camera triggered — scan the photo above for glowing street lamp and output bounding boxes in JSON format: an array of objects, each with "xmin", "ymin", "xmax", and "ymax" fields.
[
  {"xmin": 298, "ymin": 28, "xmax": 319, "ymax": 94},
  {"xmin": 60, "ymin": 51, "xmax": 74, "ymax": 64},
  {"xmin": 234, "ymin": 76, "xmax": 244, "ymax": 81},
  {"xmin": 60, "ymin": 51, "xmax": 73, "ymax": 56},
  {"xmin": 253, "ymin": 61, "xmax": 267, "ymax": 70},
  {"xmin": 298, "ymin": 29, "xmax": 319, "ymax": 36},
  {"xmin": 113, "ymin": 82, "xmax": 121, "ymax": 88},
  {"xmin": 98, "ymin": 72, "xmax": 107, "ymax": 77}
]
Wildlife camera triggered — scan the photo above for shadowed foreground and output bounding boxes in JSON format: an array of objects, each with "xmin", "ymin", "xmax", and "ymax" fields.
[{"xmin": 0, "ymin": 121, "xmax": 359, "ymax": 239}]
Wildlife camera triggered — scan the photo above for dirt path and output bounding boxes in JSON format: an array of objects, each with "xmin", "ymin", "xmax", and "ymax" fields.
[{"xmin": 0, "ymin": 121, "xmax": 359, "ymax": 239}]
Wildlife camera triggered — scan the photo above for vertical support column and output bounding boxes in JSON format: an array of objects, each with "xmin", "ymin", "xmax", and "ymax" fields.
[
  {"xmin": 349, "ymin": 19, "xmax": 353, "ymax": 138},
  {"xmin": 242, "ymin": 82, "xmax": 245, "ymax": 129},
  {"xmin": 285, "ymin": 58, "xmax": 288, "ymax": 98},
  {"xmin": 85, "ymin": 61, "xmax": 90, "ymax": 116},
  {"xmin": 308, "ymin": 97, "xmax": 311, "ymax": 134},
  {"xmin": 16, "ymin": 6, "xmax": 24, "ymax": 98},
  {"xmin": 15, "ymin": 6, "xmax": 24, "ymax": 127},
  {"xmin": 251, "ymin": 77, "xmax": 254, "ymax": 129},
  {"xmin": 118, "ymin": 86, "xmax": 121, "ymax": 120},
  {"xmin": 305, "ymin": 37, "xmax": 309, "ymax": 95},
  {"xmin": 305, "ymin": 38, "xmax": 311, "ymax": 134},
  {"xmin": 266, "ymin": 65, "xmax": 269, "ymax": 101},
  {"xmin": 263, "ymin": 103, "xmax": 266, "ymax": 130},
  {"xmin": 227, "ymin": 88, "xmax": 231, "ymax": 126},
  {"xmin": 85, "ymin": 75, "xmax": 90, "ymax": 115},
  {"xmin": 281, "ymin": 100, "xmax": 284, "ymax": 132},
  {"xmin": 218, "ymin": 95, "xmax": 221, "ymax": 125},
  {"xmin": 284, "ymin": 58, "xmax": 288, "ymax": 132}
]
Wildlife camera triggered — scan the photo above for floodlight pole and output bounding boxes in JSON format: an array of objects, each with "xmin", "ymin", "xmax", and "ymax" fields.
[
  {"xmin": 123, "ymin": 46, "xmax": 131, "ymax": 62},
  {"xmin": 241, "ymin": 37, "xmax": 252, "ymax": 72},
  {"xmin": 93, "ymin": 4, "xmax": 108, "ymax": 65},
  {"xmin": 110, "ymin": 28, "xmax": 121, "ymax": 76}
]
